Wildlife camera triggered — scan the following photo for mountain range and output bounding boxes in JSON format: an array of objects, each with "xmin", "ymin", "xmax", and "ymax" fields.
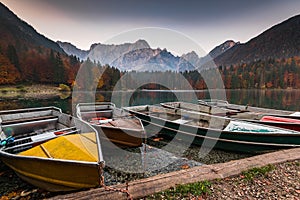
[
  {"xmin": 1, "ymin": 2, "xmax": 300, "ymax": 76},
  {"xmin": 58, "ymin": 14, "xmax": 300, "ymax": 71},
  {"xmin": 58, "ymin": 39, "xmax": 238, "ymax": 71},
  {"xmin": 58, "ymin": 40, "xmax": 197, "ymax": 71}
]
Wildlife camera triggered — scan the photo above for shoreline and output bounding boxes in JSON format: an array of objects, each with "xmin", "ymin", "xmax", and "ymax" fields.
[
  {"xmin": 0, "ymin": 84, "xmax": 71, "ymax": 99},
  {"xmin": 1, "ymin": 86, "xmax": 300, "ymax": 101}
]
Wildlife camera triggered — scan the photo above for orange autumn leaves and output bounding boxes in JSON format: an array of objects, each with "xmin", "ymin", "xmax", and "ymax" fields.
[{"xmin": 0, "ymin": 54, "xmax": 20, "ymax": 84}]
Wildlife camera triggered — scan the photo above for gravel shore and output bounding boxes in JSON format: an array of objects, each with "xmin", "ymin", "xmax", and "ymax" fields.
[
  {"xmin": 147, "ymin": 159, "xmax": 300, "ymax": 200},
  {"xmin": 207, "ymin": 160, "xmax": 300, "ymax": 200}
]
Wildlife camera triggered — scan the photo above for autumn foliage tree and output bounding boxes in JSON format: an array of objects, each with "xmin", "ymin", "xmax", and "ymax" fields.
[
  {"xmin": 1, "ymin": 40, "xmax": 300, "ymax": 91},
  {"xmin": 0, "ymin": 53, "xmax": 21, "ymax": 84}
]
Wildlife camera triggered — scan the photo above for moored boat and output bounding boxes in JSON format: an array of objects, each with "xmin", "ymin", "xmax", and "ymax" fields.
[
  {"xmin": 162, "ymin": 101, "xmax": 300, "ymax": 131},
  {"xmin": 124, "ymin": 105, "xmax": 300, "ymax": 153},
  {"xmin": 0, "ymin": 107, "xmax": 104, "ymax": 192},
  {"xmin": 198, "ymin": 99, "xmax": 300, "ymax": 117},
  {"xmin": 76, "ymin": 102, "xmax": 145, "ymax": 147}
]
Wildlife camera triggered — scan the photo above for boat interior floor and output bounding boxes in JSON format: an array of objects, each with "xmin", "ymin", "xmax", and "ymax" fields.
[{"xmin": 140, "ymin": 110, "xmax": 229, "ymax": 130}]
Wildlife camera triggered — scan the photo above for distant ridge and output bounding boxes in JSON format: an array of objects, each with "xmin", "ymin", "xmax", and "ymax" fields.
[
  {"xmin": 181, "ymin": 40, "xmax": 238, "ymax": 70},
  {"xmin": 111, "ymin": 48, "xmax": 195, "ymax": 71},
  {"xmin": 87, "ymin": 39, "xmax": 151, "ymax": 65},
  {"xmin": 0, "ymin": 2, "xmax": 80, "ymax": 85},
  {"xmin": 0, "ymin": 3, "xmax": 63, "ymax": 53},
  {"xmin": 215, "ymin": 15, "xmax": 300, "ymax": 66},
  {"xmin": 57, "ymin": 41, "xmax": 89, "ymax": 60}
]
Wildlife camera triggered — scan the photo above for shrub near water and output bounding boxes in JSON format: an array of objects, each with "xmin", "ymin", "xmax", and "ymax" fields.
[
  {"xmin": 58, "ymin": 84, "xmax": 71, "ymax": 92},
  {"xmin": 16, "ymin": 85, "xmax": 27, "ymax": 92}
]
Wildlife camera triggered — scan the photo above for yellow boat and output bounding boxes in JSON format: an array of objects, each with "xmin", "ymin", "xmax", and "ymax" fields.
[{"xmin": 0, "ymin": 107, "xmax": 104, "ymax": 192}]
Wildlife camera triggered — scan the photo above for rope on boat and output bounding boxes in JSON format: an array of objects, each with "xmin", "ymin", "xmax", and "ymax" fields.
[
  {"xmin": 95, "ymin": 115, "xmax": 148, "ymax": 200},
  {"xmin": 0, "ymin": 136, "xmax": 15, "ymax": 146},
  {"xmin": 98, "ymin": 164, "xmax": 133, "ymax": 200}
]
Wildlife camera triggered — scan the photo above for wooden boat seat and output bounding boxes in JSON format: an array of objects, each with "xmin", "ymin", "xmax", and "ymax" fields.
[
  {"xmin": 230, "ymin": 112, "xmax": 262, "ymax": 120},
  {"xmin": 1, "ymin": 115, "xmax": 57, "ymax": 125},
  {"xmin": 107, "ymin": 118, "xmax": 141, "ymax": 130},
  {"xmin": 4, "ymin": 128, "xmax": 80, "ymax": 154},
  {"xmin": 81, "ymin": 110, "xmax": 113, "ymax": 120},
  {"xmin": 12, "ymin": 127, "xmax": 77, "ymax": 143},
  {"xmin": 79, "ymin": 104, "xmax": 114, "ymax": 112},
  {"xmin": 1, "ymin": 117, "xmax": 59, "ymax": 136}
]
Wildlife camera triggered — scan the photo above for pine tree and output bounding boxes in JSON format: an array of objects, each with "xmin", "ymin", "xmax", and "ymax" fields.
[
  {"xmin": 6, "ymin": 44, "xmax": 20, "ymax": 72},
  {"xmin": 54, "ymin": 52, "xmax": 65, "ymax": 83}
]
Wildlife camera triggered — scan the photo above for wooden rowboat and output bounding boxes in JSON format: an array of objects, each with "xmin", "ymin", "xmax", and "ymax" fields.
[
  {"xmin": 0, "ymin": 107, "xmax": 104, "ymax": 192},
  {"xmin": 124, "ymin": 105, "xmax": 300, "ymax": 153},
  {"xmin": 76, "ymin": 102, "xmax": 145, "ymax": 147},
  {"xmin": 161, "ymin": 101, "xmax": 300, "ymax": 131}
]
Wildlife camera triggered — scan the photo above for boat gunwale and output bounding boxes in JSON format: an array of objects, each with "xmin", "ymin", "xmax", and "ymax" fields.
[
  {"xmin": 93, "ymin": 124, "xmax": 145, "ymax": 132},
  {"xmin": 139, "ymin": 117, "xmax": 300, "ymax": 148},
  {"xmin": 0, "ymin": 148, "xmax": 102, "ymax": 165},
  {"xmin": 76, "ymin": 103, "xmax": 145, "ymax": 132},
  {"xmin": 198, "ymin": 99, "xmax": 296, "ymax": 115},
  {"xmin": 0, "ymin": 106, "xmax": 62, "ymax": 115},
  {"xmin": 162, "ymin": 101, "xmax": 300, "ymax": 127},
  {"xmin": 0, "ymin": 107, "xmax": 105, "ymax": 164}
]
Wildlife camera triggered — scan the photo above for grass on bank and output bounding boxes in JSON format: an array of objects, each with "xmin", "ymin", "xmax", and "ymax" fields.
[
  {"xmin": 241, "ymin": 164, "xmax": 275, "ymax": 181},
  {"xmin": 0, "ymin": 84, "xmax": 71, "ymax": 94},
  {"xmin": 147, "ymin": 180, "xmax": 212, "ymax": 199},
  {"xmin": 0, "ymin": 85, "xmax": 27, "ymax": 93},
  {"xmin": 146, "ymin": 164, "xmax": 275, "ymax": 199}
]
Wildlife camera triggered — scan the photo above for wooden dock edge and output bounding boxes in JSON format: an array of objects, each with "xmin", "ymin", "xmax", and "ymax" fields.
[{"xmin": 49, "ymin": 147, "xmax": 300, "ymax": 200}]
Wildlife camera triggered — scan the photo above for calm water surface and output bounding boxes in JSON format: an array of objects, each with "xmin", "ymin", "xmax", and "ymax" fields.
[{"xmin": 0, "ymin": 89, "xmax": 300, "ymax": 113}]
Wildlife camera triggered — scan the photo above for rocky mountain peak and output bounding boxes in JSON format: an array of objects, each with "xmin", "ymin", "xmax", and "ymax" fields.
[{"xmin": 209, "ymin": 40, "xmax": 238, "ymax": 59}]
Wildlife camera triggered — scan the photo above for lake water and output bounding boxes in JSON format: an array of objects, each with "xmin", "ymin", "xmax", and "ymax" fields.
[{"xmin": 1, "ymin": 89, "xmax": 300, "ymax": 113}]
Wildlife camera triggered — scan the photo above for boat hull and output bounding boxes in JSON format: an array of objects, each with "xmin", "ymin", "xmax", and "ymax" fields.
[
  {"xmin": 125, "ymin": 106, "xmax": 300, "ymax": 153},
  {"xmin": 1, "ymin": 153, "xmax": 101, "ymax": 192},
  {"xmin": 141, "ymin": 120, "xmax": 295, "ymax": 154},
  {"xmin": 163, "ymin": 101, "xmax": 300, "ymax": 132},
  {"xmin": 93, "ymin": 125, "xmax": 144, "ymax": 147}
]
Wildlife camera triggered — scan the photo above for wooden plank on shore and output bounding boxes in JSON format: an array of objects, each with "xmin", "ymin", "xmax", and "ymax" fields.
[{"xmin": 49, "ymin": 147, "xmax": 300, "ymax": 200}]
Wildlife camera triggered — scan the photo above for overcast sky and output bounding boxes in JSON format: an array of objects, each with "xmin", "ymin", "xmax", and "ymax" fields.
[{"xmin": 1, "ymin": 0, "xmax": 300, "ymax": 56}]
